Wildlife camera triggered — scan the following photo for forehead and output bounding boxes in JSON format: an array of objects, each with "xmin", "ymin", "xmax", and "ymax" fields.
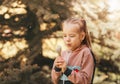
[{"xmin": 62, "ymin": 23, "xmax": 80, "ymax": 33}]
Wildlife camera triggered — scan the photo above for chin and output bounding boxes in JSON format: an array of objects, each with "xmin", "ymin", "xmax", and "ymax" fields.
[{"xmin": 67, "ymin": 47, "xmax": 73, "ymax": 51}]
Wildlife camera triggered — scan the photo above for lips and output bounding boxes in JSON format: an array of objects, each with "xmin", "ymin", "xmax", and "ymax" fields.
[{"xmin": 66, "ymin": 44, "xmax": 71, "ymax": 47}]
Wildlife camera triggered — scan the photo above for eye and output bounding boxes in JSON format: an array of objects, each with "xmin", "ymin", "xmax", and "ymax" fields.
[
  {"xmin": 70, "ymin": 35, "xmax": 75, "ymax": 37},
  {"xmin": 63, "ymin": 35, "xmax": 66, "ymax": 37}
]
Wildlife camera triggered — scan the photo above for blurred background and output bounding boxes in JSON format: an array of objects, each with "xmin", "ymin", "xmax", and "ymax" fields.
[{"xmin": 0, "ymin": 0, "xmax": 120, "ymax": 84}]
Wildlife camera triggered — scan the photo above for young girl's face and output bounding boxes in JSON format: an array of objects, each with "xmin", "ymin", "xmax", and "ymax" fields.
[{"xmin": 63, "ymin": 23, "xmax": 84, "ymax": 51}]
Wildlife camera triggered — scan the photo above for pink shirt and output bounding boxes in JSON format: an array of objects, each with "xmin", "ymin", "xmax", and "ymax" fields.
[{"xmin": 51, "ymin": 45, "xmax": 95, "ymax": 84}]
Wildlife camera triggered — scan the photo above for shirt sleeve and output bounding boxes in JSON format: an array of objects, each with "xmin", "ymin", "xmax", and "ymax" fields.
[
  {"xmin": 51, "ymin": 58, "xmax": 62, "ymax": 84},
  {"xmin": 67, "ymin": 49, "xmax": 95, "ymax": 84}
]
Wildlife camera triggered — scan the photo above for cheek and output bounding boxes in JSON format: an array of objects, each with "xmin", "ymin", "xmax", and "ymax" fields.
[
  {"xmin": 63, "ymin": 37, "xmax": 67, "ymax": 42},
  {"xmin": 75, "ymin": 37, "xmax": 81, "ymax": 44},
  {"xmin": 63, "ymin": 37, "xmax": 66, "ymax": 40},
  {"xmin": 78, "ymin": 35, "xmax": 82, "ymax": 41}
]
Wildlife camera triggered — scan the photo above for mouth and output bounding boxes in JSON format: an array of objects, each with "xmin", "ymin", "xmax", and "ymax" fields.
[{"xmin": 66, "ymin": 44, "xmax": 71, "ymax": 47}]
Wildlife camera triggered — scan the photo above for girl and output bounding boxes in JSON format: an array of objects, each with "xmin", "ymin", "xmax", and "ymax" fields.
[{"xmin": 51, "ymin": 17, "xmax": 96, "ymax": 84}]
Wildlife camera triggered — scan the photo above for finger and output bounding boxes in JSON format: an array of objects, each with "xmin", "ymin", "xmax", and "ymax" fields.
[
  {"xmin": 56, "ymin": 62, "xmax": 63, "ymax": 66},
  {"xmin": 56, "ymin": 56, "xmax": 64, "ymax": 60}
]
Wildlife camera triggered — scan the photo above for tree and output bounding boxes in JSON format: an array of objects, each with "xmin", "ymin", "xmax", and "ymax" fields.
[
  {"xmin": 0, "ymin": 0, "xmax": 75, "ymax": 84},
  {"xmin": 73, "ymin": 0, "xmax": 120, "ymax": 83},
  {"xmin": 0, "ymin": 0, "xmax": 120, "ymax": 84}
]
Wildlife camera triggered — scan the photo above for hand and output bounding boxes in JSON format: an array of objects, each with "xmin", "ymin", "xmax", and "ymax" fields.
[{"xmin": 54, "ymin": 56, "xmax": 67, "ymax": 73}]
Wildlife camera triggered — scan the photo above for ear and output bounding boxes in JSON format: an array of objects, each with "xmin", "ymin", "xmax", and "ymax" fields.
[{"xmin": 81, "ymin": 32, "xmax": 85, "ymax": 41}]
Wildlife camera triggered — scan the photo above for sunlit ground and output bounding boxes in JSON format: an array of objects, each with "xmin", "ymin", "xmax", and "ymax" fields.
[
  {"xmin": 0, "ymin": 38, "xmax": 28, "ymax": 59},
  {"xmin": 42, "ymin": 31, "xmax": 67, "ymax": 59}
]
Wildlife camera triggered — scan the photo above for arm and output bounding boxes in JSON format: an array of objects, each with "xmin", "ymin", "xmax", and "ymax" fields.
[
  {"xmin": 51, "ymin": 67, "xmax": 62, "ymax": 84},
  {"xmin": 51, "ymin": 57, "xmax": 63, "ymax": 84},
  {"xmin": 65, "ymin": 51, "xmax": 95, "ymax": 84}
]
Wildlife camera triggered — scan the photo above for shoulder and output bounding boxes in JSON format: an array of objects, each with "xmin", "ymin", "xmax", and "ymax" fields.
[
  {"xmin": 81, "ymin": 46, "xmax": 93, "ymax": 59},
  {"xmin": 81, "ymin": 45, "xmax": 91, "ymax": 54}
]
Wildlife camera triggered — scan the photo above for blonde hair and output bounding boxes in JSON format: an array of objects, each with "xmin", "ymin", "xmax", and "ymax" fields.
[{"xmin": 62, "ymin": 17, "xmax": 91, "ymax": 49}]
